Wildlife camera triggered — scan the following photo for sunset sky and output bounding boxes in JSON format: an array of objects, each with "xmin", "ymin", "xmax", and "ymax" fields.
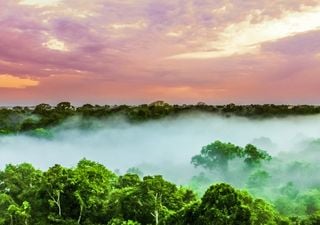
[{"xmin": 1, "ymin": 0, "xmax": 320, "ymax": 105}]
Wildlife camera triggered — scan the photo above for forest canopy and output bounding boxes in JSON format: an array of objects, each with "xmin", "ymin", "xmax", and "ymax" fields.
[
  {"xmin": 1, "ymin": 159, "xmax": 318, "ymax": 225},
  {"xmin": 1, "ymin": 103, "xmax": 320, "ymax": 224}
]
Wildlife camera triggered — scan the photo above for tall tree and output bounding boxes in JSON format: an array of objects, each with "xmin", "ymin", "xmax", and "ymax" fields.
[
  {"xmin": 197, "ymin": 183, "xmax": 251, "ymax": 225},
  {"xmin": 191, "ymin": 141, "xmax": 243, "ymax": 172},
  {"xmin": 243, "ymin": 144, "xmax": 271, "ymax": 168},
  {"xmin": 42, "ymin": 164, "xmax": 71, "ymax": 220},
  {"xmin": 70, "ymin": 159, "xmax": 118, "ymax": 224}
]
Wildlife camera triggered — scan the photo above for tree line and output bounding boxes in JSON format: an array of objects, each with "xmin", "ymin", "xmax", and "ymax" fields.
[{"xmin": 1, "ymin": 101, "xmax": 320, "ymax": 134}]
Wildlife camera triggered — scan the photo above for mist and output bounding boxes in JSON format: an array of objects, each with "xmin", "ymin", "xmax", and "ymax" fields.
[{"xmin": 1, "ymin": 113, "xmax": 320, "ymax": 186}]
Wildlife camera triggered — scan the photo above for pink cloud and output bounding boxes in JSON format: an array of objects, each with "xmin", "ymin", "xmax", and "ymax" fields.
[{"xmin": 1, "ymin": 0, "xmax": 320, "ymax": 104}]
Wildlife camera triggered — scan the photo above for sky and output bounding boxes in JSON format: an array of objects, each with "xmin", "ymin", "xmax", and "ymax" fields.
[{"xmin": 1, "ymin": 0, "xmax": 320, "ymax": 105}]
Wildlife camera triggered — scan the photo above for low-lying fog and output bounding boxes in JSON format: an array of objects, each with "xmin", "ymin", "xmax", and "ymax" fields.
[{"xmin": 1, "ymin": 113, "xmax": 320, "ymax": 184}]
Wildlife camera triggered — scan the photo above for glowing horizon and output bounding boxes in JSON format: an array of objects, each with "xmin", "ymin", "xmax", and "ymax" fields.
[{"xmin": 1, "ymin": 1, "xmax": 320, "ymax": 105}]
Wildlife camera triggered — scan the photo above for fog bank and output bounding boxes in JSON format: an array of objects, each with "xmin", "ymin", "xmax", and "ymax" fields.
[{"xmin": 1, "ymin": 113, "xmax": 320, "ymax": 183}]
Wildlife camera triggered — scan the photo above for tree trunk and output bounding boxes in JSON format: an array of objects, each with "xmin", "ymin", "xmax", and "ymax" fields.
[
  {"xmin": 77, "ymin": 204, "xmax": 83, "ymax": 224},
  {"xmin": 10, "ymin": 215, "xmax": 13, "ymax": 225},
  {"xmin": 151, "ymin": 193, "xmax": 161, "ymax": 225},
  {"xmin": 154, "ymin": 209, "xmax": 159, "ymax": 225},
  {"xmin": 57, "ymin": 192, "xmax": 61, "ymax": 216},
  {"xmin": 48, "ymin": 190, "xmax": 62, "ymax": 217}
]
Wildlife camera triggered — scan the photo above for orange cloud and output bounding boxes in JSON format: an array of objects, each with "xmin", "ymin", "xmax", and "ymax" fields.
[{"xmin": 0, "ymin": 74, "xmax": 39, "ymax": 88}]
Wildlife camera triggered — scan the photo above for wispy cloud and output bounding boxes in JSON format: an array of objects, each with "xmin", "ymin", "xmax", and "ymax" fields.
[{"xmin": 168, "ymin": 5, "xmax": 320, "ymax": 59}]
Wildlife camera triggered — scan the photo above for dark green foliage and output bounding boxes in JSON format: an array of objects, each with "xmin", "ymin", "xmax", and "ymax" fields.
[
  {"xmin": 191, "ymin": 140, "xmax": 243, "ymax": 172},
  {"xmin": 196, "ymin": 183, "xmax": 251, "ymax": 225},
  {"xmin": 167, "ymin": 183, "xmax": 290, "ymax": 225},
  {"xmin": 126, "ymin": 167, "xmax": 144, "ymax": 177},
  {"xmin": 244, "ymin": 144, "xmax": 272, "ymax": 168},
  {"xmin": 165, "ymin": 201, "xmax": 200, "ymax": 225},
  {"xmin": 20, "ymin": 118, "xmax": 38, "ymax": 131},
  {"xmin": 0, "ymin": 129, "xmax": 11, "ymax": 135},
  {"xmin": 191, "ymin": 141, "xmax": 271, "ymax": 173},
  {"xmin": 29, "ymin": 128, "xmax": 53, "ymax": 139},
  {"xmin": 117, "ymin": 174, "xmax": 141, "ymax": 188},
  {"xmin": 300, "ymin": 211, "xmax": 320, "ymax": 225},
  {"xmin": 2, "ymin": 103, "xmax": 320, "ymax": 134}
]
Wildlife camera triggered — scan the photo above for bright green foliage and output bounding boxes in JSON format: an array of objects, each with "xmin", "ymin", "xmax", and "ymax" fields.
[
  {"xmin": 117, "ymin": 174, "xmax": 141, "ymax": 188},
  {"xmin": 42, "ymin": 164, "xmax": 71, "ymax": 221},
  {"xmin": 107, "ymin": 175, "xmax": 196, "ymax": 225},
  {"xmin": 0, "ymin": 193, "xmax": 14, "ymax": 225},
  {"xmin": 0, "ymin": 163, "xmax": 42, "ymax": 204},
  {"xmin": 0, "ymin": 159, "xmax": 313, "ymax": 224},
  {"xmin": 8, "ymin": 201, "xmax": 31, "ymax": 225},
  {"xmin": 238, "ymin": 191, "xmax": 290, "ymax": 225},
  {"xmin": 107, "ymin": 218, "xmax": 141, "ymax": 225},
  {"xmin": 70, "ymin": 159, "xmax": 118, "ymax": 224}
]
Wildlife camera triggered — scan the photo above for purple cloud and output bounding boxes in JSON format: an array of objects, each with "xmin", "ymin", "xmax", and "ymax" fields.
[{"xmin": 1, "ymin": 0, "xmax": 320, "ymax": 104}]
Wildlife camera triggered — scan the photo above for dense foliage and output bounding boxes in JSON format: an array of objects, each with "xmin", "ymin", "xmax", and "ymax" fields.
[
  {"xmin": 0, "ymin": 159, "xmax": 319, "ymax": 225},
  {"xmin": 1, "ymin": 103, "xmax": 320, "ymax": 224},
  {"xmin": 2, "ymin": 102, "xmax": 320, "ymax": 134},
  {"xmin": 191, "ymin": 141, "xmax": 271, "ymax": 172},
  {"xmin": 189, "ymin": 141, "xmax": 320, "ymax": 224}
]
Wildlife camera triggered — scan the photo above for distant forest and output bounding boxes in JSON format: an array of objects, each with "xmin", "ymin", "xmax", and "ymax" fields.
[{"xmin": 1, "ymin": 101, "xmax": 320, "ymax": 134}]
